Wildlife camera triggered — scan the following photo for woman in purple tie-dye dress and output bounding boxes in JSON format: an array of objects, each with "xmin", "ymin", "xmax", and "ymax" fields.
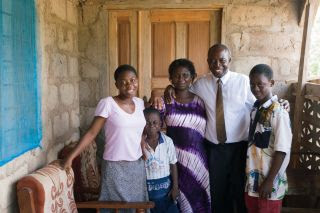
[{"xmin": 162, "ymin": 59, "xmax": 211, "ymax": 213}]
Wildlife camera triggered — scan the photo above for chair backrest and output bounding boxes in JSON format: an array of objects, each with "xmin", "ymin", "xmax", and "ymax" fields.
[
  {"xmin": 58, "ymin": 141, "xmax": 100, "ymax": 201},
  {"xmin": 17, "ymin": 160, "xmax": 78, "ymax": 213}
]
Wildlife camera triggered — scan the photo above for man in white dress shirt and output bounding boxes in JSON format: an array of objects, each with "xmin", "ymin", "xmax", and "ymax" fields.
[{"xmin": 189, "ymin": 44, "xmax": 255, "ymax": 213}]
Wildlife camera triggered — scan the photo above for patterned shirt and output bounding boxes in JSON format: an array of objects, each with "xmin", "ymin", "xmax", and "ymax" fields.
[{"xmin": 246, "ymin": 95, "xmax": 292, "ymax": 200}]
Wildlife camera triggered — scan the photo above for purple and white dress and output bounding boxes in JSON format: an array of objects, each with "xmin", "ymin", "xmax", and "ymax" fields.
[{"xmin": 163, "ymin": 95, "xmax": 211, "ymax": 213}]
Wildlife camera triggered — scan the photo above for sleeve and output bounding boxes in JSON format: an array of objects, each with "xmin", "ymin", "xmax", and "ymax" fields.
[
  {"xmin": 137, "ymin": 97, "xmax": 145, "ymax": 110},
  {"xmin": 272, "ymin": 109, "xmax": 292, "ymax": 154},
  {"xmin": 166, "ymin": 136, "xmax": 177, "ymax": 164},
  {"xmin": 244, "ymin": 76, "xmax": 256, "ymax": 109},
  {"xmin": 94, "ymin": 98, "xmax": 111, "ymax": 118},
  {"xmin": 159, "ymin": 97, "xmax": 166, "ymax": 125},
  {"xmin": 189, "ymin": 79, "xmax": 200, "ymax": 96},
  {"xmin": 159, "ymin": 97, "xmax": 166, "ymax": 113}
]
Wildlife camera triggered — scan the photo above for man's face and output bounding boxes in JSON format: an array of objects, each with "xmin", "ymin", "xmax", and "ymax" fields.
[{"xmin": 207, "ymin": 48, "xmax": 231, "ymax": 78}]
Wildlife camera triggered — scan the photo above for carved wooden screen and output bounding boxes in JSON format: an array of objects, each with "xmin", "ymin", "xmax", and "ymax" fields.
[
  {"xmin": 293, "ymin": 83, "xmax": 320, "ymax": 171},
  {"xmin": 299, "ymin": 98, "xmax": 320, "ymax": 170}
]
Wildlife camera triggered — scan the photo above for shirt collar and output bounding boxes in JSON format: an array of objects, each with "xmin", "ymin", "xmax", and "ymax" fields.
[
  {"xmin": 211, "ymin": 70, "xmax": 231, "ymax": 85},
  {"xmin": 254, "ymin": 95, "xmax": 278, "ymax": 109},
  {"xmin": 158, "ymin": 132, "xmax": 164, "ymax": 144}
]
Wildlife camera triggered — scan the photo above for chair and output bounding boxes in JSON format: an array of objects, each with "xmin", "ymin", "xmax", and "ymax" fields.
[
  {"xmin": 17, "ymin": 140, "xmax": 154, "ymax": 213},
  {"xmin": 58, "ymin": 141, "xmax": 101, "ymax": 202},
  {"xmin": 17, "ymin": 160, "xmax": 154, "ymax": 213}
]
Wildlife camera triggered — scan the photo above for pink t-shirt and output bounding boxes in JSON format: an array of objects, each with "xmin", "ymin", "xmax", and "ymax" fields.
[{"xmin": 94, "ymin": 97, "xmax": 146, "ymax": 161}]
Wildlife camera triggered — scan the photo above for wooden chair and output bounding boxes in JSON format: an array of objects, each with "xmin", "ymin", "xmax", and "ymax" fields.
[{"xmin": 17, "ymin": 160, "xmax": 154, "ymax": 213}]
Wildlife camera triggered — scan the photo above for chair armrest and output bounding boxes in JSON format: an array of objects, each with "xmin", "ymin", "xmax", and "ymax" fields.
[
  {"xmin": 17, "ymin": 187, "xmax": 36, "ymax": 213},
  {"xmin": 77, "ymin": 201, "xmax": 155, "ymax": 213},
  {"xmin": 17, "ymin": 160, "xmax": 77, "ymax": 213}
]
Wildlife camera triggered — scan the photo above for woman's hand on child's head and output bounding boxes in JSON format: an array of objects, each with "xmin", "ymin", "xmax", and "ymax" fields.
[
  {"xmin": 164, "ymin": 85, "xmax": 175, "ymax": 104},
  {"xmin": 258, "ymin": 178, "xmax": 273, "ymax": 199},
  {"xmin": 279, "ymin": 99, "xmax": 290, "ymax": 112},
  {"xmin": 149, "ymin": 90, "xmax": 164, "ymax": 110}
]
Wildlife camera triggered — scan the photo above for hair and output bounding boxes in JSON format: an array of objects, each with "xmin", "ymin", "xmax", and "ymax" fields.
[
  {"xmin": 143, "ymin": 107, "xmax": 161, "ymax": 119},
  {"xmin": 168, "ymin": 58, "xmax": 196, "ymax": 79},
  {"xmin": 207, "ymin": 44, "xmax": 231, "ymax": 59},
  {"xmin": 249, "ymin": 64, "xmax": 273, "ymax": 80},
  {"xmin": 114, "ymin": 64, "xmax": 137, "ymax": 81}
]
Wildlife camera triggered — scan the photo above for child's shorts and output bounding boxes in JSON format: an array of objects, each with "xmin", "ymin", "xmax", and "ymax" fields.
[
  {"xmin": 150, "ymin": 196, "xmax": 179, "ymax": 213},
  {"xmin": 245, "ymin": 193, "xmax": 282, "ymax": 213}
]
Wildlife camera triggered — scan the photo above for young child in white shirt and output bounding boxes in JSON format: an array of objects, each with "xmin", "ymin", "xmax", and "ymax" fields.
[{"xmin": 143, "ymin": 108, "xmax": 179, "ymax": 213}]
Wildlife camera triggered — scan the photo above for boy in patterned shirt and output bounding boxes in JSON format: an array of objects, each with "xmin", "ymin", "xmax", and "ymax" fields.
[
  {"xmin": 245, "ymin": 64, "xmax": 292, "ymax": 213},
  {"xmin": 143, "ymin": 108, "xmax": 179, "ymax": 213}
]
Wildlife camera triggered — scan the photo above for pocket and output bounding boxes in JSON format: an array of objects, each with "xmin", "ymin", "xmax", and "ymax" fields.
[{"xmin": 253, "ymin": 131, "xmax": 271, "ymax": 149}]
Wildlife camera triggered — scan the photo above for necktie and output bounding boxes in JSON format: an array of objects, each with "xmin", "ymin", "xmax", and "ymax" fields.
[{"xmin": 216, "ymin": 79, "xmax": 227, "ymax": 144}]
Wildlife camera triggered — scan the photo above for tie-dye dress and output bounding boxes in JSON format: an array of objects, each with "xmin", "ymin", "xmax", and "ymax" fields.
[{"xmin": 163, "ymin": 95, "xmax": 211, "ymax": 213}]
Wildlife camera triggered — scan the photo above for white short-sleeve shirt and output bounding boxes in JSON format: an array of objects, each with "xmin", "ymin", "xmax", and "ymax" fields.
[
  {"xmin": 94, "ymin": 96, "xmax": 146, "ymax": 161},
  {"xmin": 144, "ymin": 132, "xmax": 178, "ymax": 180},
  {"xmin": 190, "ymin": 71, "xmax": 256, "ymax": 144}
]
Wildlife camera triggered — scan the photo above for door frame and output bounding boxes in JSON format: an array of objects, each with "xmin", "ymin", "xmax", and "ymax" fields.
[{"xmin": 104, "ymin": 2, "xmax": 227, "ymax": 97}]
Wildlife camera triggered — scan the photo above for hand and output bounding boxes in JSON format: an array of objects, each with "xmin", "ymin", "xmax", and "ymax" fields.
[
  {"xmin": 279, "ymin": 99, "xmax": 290, "ymax": 112},
  {"xmin": 141, "ymin": 134, "xmax": 149, "ymax": 160},
  {"xmin": 143, "ymin": 96, "xmax": 151, "ymax": 108},
  {"xmin": 164, "ymin": 85, "xmax": 175, "ymax": 104},
  {"xmin": 258, "ymin": 178, "xmax": 273, "ymax": 199},
  {"xmin": 149, "ymin": 90, "xmax": 164, "ymax": 110},
  {"xmin": 60, "ymin": 157, "xmax": 73, "ymax": 173},
  {"xmin": 168, "ymin": 187, "xmax": 179, "ymax": 201}
]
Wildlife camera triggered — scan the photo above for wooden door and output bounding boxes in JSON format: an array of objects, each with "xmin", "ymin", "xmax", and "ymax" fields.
[{"xmin": 108, "ymin": 9, "xmax": 222, "ymax": 97}]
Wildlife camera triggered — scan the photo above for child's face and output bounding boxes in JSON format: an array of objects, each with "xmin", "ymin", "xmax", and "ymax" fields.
[
  {"xmin": 145, "ymin": 113, "xmax": 161, "ymax": 136},
  {"xmin": 170, "ymin": 67, "xmax": 193, "ymax": 90},
  {"xmin": 207, "ymin": 48, "xmax": 230, "ymax": 78},
  {"xmin": 115, "ymin": 70, "xmax": 138, "ymax": 97},
  {"xmin": 250, "ymin": 73, "xmax": 274, "ymax": 103}
]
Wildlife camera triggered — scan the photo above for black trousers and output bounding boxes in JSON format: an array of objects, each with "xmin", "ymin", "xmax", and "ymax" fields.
[{"xmin": 205, "ymin": 139, "xmax": 248, "ymax": 213}]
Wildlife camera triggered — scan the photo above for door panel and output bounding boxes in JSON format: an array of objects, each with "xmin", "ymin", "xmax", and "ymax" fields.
[
  {"xmin": 108, "ymin": 9, "xmax": 221, "ymax": 97},
  {"xmin": 108, "ymin": 11, "xmax": 137, "ymax": 96},
  {"xmin": 187, "ymin": 21, "xmax": 210, "ymax": 77},
  {"xmin": 118, "ymin": 19, "xmax": 131, "ymax": 65},
  {"xmin": 152, "ymin": 22, "xmax": 175, "ymax": 78}
]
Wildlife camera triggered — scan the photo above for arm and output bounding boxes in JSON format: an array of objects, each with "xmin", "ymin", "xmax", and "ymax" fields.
[
  {"xmin": 149, "ymin": 86, "xmax": 175, "ymax": 109},
  {"xmin": 169, "ymin": 163, "xmax": 179, "ymax": 200},
  {"xmin": 245, "ymin": 76, "xmax": 256, "ymax": 109},
  {"xmin": 258, "ymin": 151, "xmax": 286, "ymax": 199},
  {"xmin": 61, "ymin": 116, "xmax": 106, "ymax": 170},
  {"xmin": 141, "ymin": 129, "xmax": 148, "ymax": 160}
]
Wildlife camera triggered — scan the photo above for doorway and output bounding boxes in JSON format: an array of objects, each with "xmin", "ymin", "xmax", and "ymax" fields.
[{"xmin": 107, "ymin": 9, "xmax": 222, "ymax": 97}]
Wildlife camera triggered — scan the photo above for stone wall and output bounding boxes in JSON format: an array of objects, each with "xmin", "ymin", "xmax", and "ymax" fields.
[
  {"xmin": 227, "ymin": 0, "xmax": 302, "ymax": 99},
  {"xmin": 0, "ymin": 0, "xmax": 80, "ymax": 212},
  {"xmin": 78, "ymin": 0, "xmax": 303, "ymax": 127},
  {"xmin": 78, "ymin": 2, "xmax": 107, "ymax": 128}
]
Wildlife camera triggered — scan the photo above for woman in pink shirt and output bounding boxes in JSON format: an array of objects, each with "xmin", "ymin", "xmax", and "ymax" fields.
[{"xmin": 62, "ymin": 64, "xmax": 148, "ymax": 207}]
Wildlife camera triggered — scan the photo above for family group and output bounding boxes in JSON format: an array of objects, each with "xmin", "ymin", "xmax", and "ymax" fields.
[{"xmin": 61, "ymin": 44, "xmax": 292, "ymax": 213}]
